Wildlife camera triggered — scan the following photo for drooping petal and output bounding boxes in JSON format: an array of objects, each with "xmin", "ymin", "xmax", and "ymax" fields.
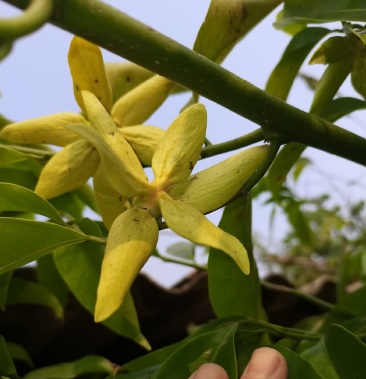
[
  {"xmin": 157, "ymin": 191, "xmax": 250, "ymax": 274},
  {"xmin": 35, "ymin": 140, "xmax": 99, "ymax": 199},
  {"xmin": 68, "ymin": 36, "xmax": 113, "ymax": 113},
  {"xmin": 152, "ymin": 104, "xmax": 207, "ymax": 189},
  {"xmin": 121, "ymin": 125, "xmax": 165, "ymax": 166},
  {"xmin": 0, "ymin": 113, "xmax": 85, "ymax": 146},
  {"xmin": 95, "ymin": 207, "xmax": 159, "ymax": 322},
  {"xmin": 67, "ymin": 123, "xmax": 153, "ymax": 198},
  {"xmin": 81, "ymin": 91, "xmax": 147, "ymax": 179},
  {"xmin": 169, "ymin": 145, "xmax": 268, "ymax": 214},
  {"xmin": 111, "ymin": 75, "xmax": 175, "ymax": 126},
  {"xmin": 93, "ymin": 166, "xmax": 129, "ymax": 230}
]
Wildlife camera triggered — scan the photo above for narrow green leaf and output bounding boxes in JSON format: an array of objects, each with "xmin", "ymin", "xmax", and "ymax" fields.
[
  {"xmin": 0, "ymin": 145, "xmax": 31, "ymax": 165},
  {"xmin": 0, "ymin": 271, "xmax": 13, "ymax": 310},
  {"xmin": 300, "ymin": 340, "xmax": 339, "ymax": 379},
  {"xmin": 0, "ymin": 168, "xmax": 37, "ymax": 189},
  {"xmin": 6, "ymin": 277, "xmax": 64, "ymax": 319},
  {"xmin": 274, "ymin": 346, "xmax": 325, "ymax": 378},
  {"xmin": 153, "ymin": 324, "xmax": 238, "ymax": 379},
  {"xmin": 54, "ymin": 218, "xmax": 150, "ymax": 350},
  {"xmin": 49, "ymin": 191, "xmax": 85, "ymax": 220},
  {"xmin": 166, "ymin": 242, "xmax": 194, "ymax": 261},
  {"xmin": 280, "ymin": 0, "xmax": 366, "ymax": 24},
  {"xmin": 6, "ymin": 342, "xmax": 34, "ymax": 368},
  {"xmin": 23, "ymin": 355, "xmax": 114, "ymax": 379},
  {"xmin": 0, "ymin": 218, "xmax": 89, "ymax": 274},
  {"xmin": 266, "ymin": 143, "xmax": 306, "ymax": 199},
  {"xmin": 320, "ymin": 97, "xmax": 366, "ymax": 122},
  {"xmin": 324, "ymin": 324, "xmax": 366, "ymax": 379},
  {"xmin": 352, "ymin": 49, "xmax": 366, "ymax": 99},
  {"xmin": 0, "ymin": 335, "xmax": 19, "ymax": 379},
  {"xmin": 208, "ymin": 196, "xmax": 265, "ymax": 319},
  {"xmin": 266, "ymin": 27, "xmax": 330, "ymax": 101},
  {"xmin": 0, "ymin": 182, "xmax": 66, "ymax": 225},
  {"xmin": 194, "ymin": 0, "xmax": 282, "ymax": 64}
]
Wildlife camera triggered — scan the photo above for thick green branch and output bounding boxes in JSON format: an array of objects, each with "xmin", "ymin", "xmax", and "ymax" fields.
[{"xmin": 4, "ymin": 0, "xmax": 366, "ymax": 166}]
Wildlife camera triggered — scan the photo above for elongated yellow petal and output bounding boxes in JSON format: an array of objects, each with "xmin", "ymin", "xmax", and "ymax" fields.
[
  {"xmin": 81, "ymin": 91, "xmax": 147, "ymax": 179},
  {"xmin": 93, "ymin": 167, "xmax": 129, "ymax": 230},
  {"xmin": 0, "ymin": 113, "xmax": 85, "ymax": 146},
  {"xmin": 95, "ymin": 208, "xmax": 158, "ymax": 322},
  {"xmin": 67, "ymin": 123, "xmax": 153, "ymax": 198},
  {"xmin": 105, "ymin": 62, "xmax": 153, "ymax": 103},
  {"xmin": 35, "ymin": 140, "xmax": 99, "ymax": 199},
  {"xmin": 68, "ymin": 36, "xmax": 113, "ymax": 113},
  {"xmin": 169, "ymin": 145, "xmax": 268, "ymax": 214},
  {"xmin": 152, "ymin": 104, "xmax": 207, "ymax": 189},
  {"xmin": 111, "ymin": 75, "xmax": 175, "ymax": 126},
  {"xmin": 121, "ymin": 125, "xmax": 165, "ymax": 166},
  {"xmin": 157, "ymin": 191, "xmax": 249, "ymax": 274}
]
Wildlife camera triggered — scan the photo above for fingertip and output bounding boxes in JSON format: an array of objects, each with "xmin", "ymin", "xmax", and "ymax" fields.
[{"xmin": 189, "ymin": 363, "xmax": 229, "ymax": 379}]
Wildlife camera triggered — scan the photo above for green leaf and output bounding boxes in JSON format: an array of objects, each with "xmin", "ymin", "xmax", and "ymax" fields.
[
  {"xmin": 265, "ymin": 27, "xmax": 330, "ymax": 101},
  {"xmin": 0, "ymin": 271, "xmax": 13, "ymax": 310},
  {"xmin": 194, "ymin": 0, "xmax": 282, "ymax": 64},
  {"xmin": 0, "ymin": 335, "xmax": 19, "ymax": 379},
  {"xmin": 274, "ymin": 345, "xmax": 325, "ymax": 378},
  {"xmin": 6, "ymin": 342, "xmax": 34, "ymax": 368},
  {"xmin": 49, "ymin": 191, "xmax": 85, "ymax": 220},
  {"xmin": 6, "ymin": 277, "xmax": 64, "ymax": 319},
  {"xmin": 300, "ymin": 340, "xmax": 339, "ymax": 379},
  {"xmin": 310, "ymin": 36, "xmax": 360, "ymax": 65},
  {"xmin": 0, "ymin": 146, "xmax": 42, "ymax": 172},
  {"xmin": 23, "ymin": 355, "xmax": 114, "ymax": 379},
  {"xmin": 0, "ymin": 182, "xmax": 66, "ymax": 225},
  {"xmin": 292, "ymin": 157, "xmax": 311, "ymax": 182},
  {"xmin": 352, "ymin": 48, "xmax": 366, "ymax": 99},
  {"xmin": 280, "ymin": 0, "xmax": 366, "ymax": 24},
  {"xmin": 284, "ymin": 199, "xmax": 314, "ymax": 246},
  {"xmin": 74, "ymin": 183, "xmax": 99, "ymax": 213},
  {"xmin": 266, "ymin": 143, "xmax": 306, "ymax": 199},
  {"xmin": 37, "ymin": 254, "xmax": 69, "ymax": 307},
  {"xmin": 321, "ymin": 286, "xmax": 366, "ymax": 329},
  {"xmin": 0, "ymin": 167, "xmax": 37, "ymax": 189},
  {"xmin": 54, "ymin": 218, "xmax": 150, "ymax": 350},
  {"xmin": 0, "ymin": 218, "xmax": 89, "ymax": 274},
  {"xmin": 319, "ymin": 97, "xmax": 366, "ymax": 122},
  {"xmin": 324, "ymin": 324, "xmax": 366, "ymax": 379},
  {"xmin": 208, "ymin": 196, "xmax": 265, "ymax": 319},
  {"xmin": 153, "ymin": 324, "xmax": 238, "ymax": 379},
  {"xmin": 310, "ymin": 55, "xmax": 355, "ymax": 116}
]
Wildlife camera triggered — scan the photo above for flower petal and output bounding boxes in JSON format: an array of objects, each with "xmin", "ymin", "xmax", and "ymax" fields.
[
  {"xmin": 35, "ymin": 140, "xmax": 99, "ymax": 199},
  {"xmin": 152, "ymin": 104, "xmax": 207, "ymax": 189},
  {"xmin": 68, "ymin": 36, "xmax": 113, "ymax": 113},
  {"xmin": 111, "ymin": 75, "xmax": 175, "ymax": 126},
  {"xmin": 0, "ymin": 113, "xmax": 85, "ymax": 146},
  {"xmin": 95, "ymin": 208, "xmax": 158, "ymax": 322},
  {"xmin": 157, "ymin": 191, "xmax": 249, "ymax": 274},
  {"xmin": 67, "ymin": 123, "xmax": 153, "ymax": 198},
  {"xmin": 105, "ymin": 61, "xmax": 153, "ymax": 103},
  {"xmin": 121, "ymin": 125, "xmax": 165, "ymax": 166},
  {"xmin": 81, "ymin": 91, "xmax": 148, "ymax": 179},
  {"xmin": 93, "ymin": 166, "xmax": 129, "ymax": 230},
  {"xmin": 169, "ymin": 145, "xmax": 268, "ymax": 214}
]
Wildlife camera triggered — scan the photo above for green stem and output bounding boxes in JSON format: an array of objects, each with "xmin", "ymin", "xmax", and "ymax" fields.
[
  {"xmin": 4, "ymin": 0, "xmax": 366, "ymax": 166},
  {"xmin": 200, "ymin": 128, "xmax": 264, "ymax": 159},
  {"xmin": 261, "ymin": 280, "xmax": 334, "ymax": 311},
  {"xmin": 152, "ymin": 250, "xmax": 207, "ymax": 271},
  {"xmin": 0, "ymin": 0, "xmax": 53, "ymax": 39}
]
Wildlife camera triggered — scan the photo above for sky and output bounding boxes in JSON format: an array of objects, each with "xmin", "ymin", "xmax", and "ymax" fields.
[{"xmin": 1, "ymin": 1, "xmax": 366, "ymax": 286}]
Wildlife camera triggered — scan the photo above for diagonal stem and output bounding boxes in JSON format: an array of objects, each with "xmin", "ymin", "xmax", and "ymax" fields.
[{"xmin": 3, "ymin": 0, "xmax": 366, "ymax": 166}]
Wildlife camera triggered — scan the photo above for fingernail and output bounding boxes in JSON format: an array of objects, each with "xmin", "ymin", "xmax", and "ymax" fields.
[{"xmin": 245, "ymin": 347, "xmax": 282, "ymax": 376}]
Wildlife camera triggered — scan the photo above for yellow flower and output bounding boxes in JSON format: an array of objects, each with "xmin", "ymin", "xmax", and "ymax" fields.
[
  {"xmin": 0, "ymin": 36, "xmax": 174, "ymax": 200},
  {"xmin": 68, "ymin": 91, "xmax": 268, "ymax": 322}
]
